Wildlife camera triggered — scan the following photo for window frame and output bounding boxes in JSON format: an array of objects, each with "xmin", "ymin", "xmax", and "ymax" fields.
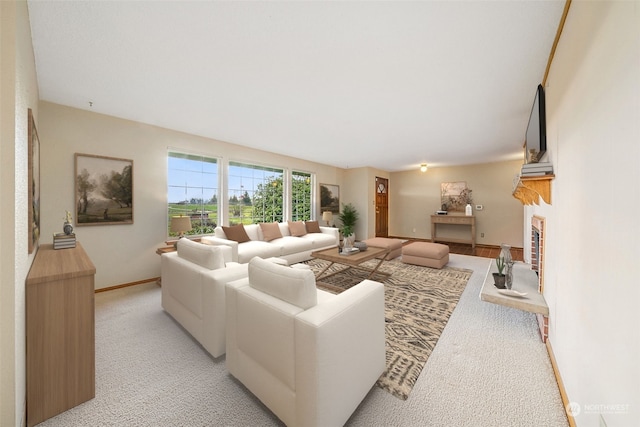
[{"xmin": 167, "ymin": 150, "xmax": 221, "ymax": 238}]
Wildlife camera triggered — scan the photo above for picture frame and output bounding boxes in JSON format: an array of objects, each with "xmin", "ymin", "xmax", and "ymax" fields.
[
  {"xmin": 28, "ymin": 109, "xmax": 40, "ymax": 253},
  {"xmin": 75, "ymin": 153, "xmax": 134, "ymax": 225},
  {"xmin": 319, "ymin": 183, "xmax": 340, "ymax": 213},
  {"xmin": 441, "ymin": 181, "xmax": 473, "ymax": 212}
]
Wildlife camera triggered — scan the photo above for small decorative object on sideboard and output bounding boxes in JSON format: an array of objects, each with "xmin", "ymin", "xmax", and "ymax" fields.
[
  {"xmin": 493, "ymin": 256, "xmax": 506, "ymax": 289},
  {"xmin": 63, "ymin": 210, "xmax": 74, "ymax": 235},
  {"xmin": 53, "ymin": 233, "xmax": 76, "ymax": 249},
  {"xmin": 54, "ymin": 211, "xmax": 77, "ymax": 249},
  {"xmin": 505, "ymin": 260, "xmax": 515, "ymax": 290}
]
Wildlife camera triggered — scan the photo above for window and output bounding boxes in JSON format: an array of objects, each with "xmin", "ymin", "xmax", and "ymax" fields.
[
  {"xmin": 228, "ymin": 161, "xmax": 284, "ymax": 225},
  {"xmin": 291, "ymin": 171, "xmax": 312, "ymax": 221},
  {"xmin": 167, "ymin": 151, "xmax": 218, "ymax": 236}
]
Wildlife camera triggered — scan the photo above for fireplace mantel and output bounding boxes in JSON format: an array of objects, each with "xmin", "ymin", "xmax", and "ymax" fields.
[{"xmin": 512, "ymin": 175, "xmax": 555, "ymax": 205}]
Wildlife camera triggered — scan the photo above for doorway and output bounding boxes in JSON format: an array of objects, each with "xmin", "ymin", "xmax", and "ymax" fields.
[{"xmin": 375, "ymin": 176, "xmax": 388, "ymax": 237}]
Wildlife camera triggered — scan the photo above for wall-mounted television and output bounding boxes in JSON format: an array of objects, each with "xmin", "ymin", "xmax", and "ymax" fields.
[{"xmin": 525, "ymin": 84, "xmax": 546, "ymax": 162}]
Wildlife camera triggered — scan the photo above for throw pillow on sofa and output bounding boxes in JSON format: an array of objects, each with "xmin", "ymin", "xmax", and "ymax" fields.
[
  {"xmin": 304, "ymin": 220, "xmax": 321, "ymax": 233},
  {"xmin": 259, "ymin": 222, "xmax": 283, "ymax": 242},
  {"xmin": 222, "ymin": 224, "xmax": 250, "ymax": 243},
  {"xmin": 288, "ymin": 220, "xmax": 307, "ymax": 237}
]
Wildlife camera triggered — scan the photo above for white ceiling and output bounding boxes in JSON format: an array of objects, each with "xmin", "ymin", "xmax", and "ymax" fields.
[{"xmin": 27, "ymin": 0, "xmax": 565, "ymax": 172}]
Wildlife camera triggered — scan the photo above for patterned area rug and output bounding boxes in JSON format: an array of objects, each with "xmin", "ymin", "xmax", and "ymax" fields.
[{"xmin": 304, "ymin": 257, "xmax": 472, "ymax": 400}]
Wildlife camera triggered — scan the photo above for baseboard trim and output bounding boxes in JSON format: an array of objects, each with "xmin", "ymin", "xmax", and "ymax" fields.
[
  {"xmin": 546, "ymin": 339, "xmax": 575, "ymax": 427},
  {"xmin": 386, "ymin": 236, "xmax": 521, "ymax": 251},
  {"xmin": 95, "ymin": 277, "xmax": 159, "ymax": 293}
]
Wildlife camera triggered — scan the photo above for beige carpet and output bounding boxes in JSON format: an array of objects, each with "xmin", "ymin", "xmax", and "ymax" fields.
[
  {"xmin": 304, "ymin": 258, "xmax": 472, "ymax": 400},
  {"xmin": 38, "ymin": 254, "xmax": 569, "ymax": 427}
]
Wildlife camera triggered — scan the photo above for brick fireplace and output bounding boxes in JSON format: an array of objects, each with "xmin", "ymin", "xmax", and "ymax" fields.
[
  {"xmin": 531, "ymin": 215, "xmax": 545, "ymax": 292},
  {"xmin": 531, "ymin": 215, "xmax": 548, "ymax": 340}
]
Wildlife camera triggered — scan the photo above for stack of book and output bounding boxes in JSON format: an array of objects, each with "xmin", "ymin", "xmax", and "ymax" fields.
[
  {"xmin": 521, "ymin": 162, "xmax": 553, "ymax": 177},
  {"xmin": 53, "ymin": 232, "xmax": 76, "ymax": 249}
]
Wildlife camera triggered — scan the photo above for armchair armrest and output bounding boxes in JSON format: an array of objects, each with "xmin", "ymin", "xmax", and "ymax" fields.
[
  {"xmin": 294, "ymin": 280, "xmax": 385, "ymax": 426},
  {"xmin": 319, "ymin": 226, "xmax": 340, "ymax": 246},
  {"xmin": 201, "ymin": 235, "xmax": 239, "ymax": 262}
]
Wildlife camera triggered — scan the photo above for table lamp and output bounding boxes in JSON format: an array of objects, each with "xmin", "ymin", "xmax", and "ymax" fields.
[
  {"xmin": 171, "ymin": 215, "xmax": 192, "ymax": 239},
  {"xmin": 322, "ymin": 211, "xmax": 333, "ymax": 226}
]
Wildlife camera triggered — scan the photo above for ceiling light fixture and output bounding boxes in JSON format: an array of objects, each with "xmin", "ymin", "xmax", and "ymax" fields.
[{"xmin": 420, "ymin": 163, "xmax": 428, "ymax": 172}]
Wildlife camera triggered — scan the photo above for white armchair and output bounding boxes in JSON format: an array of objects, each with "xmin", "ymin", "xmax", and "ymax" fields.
[
  {"xmin": 225, "ymin": 257, "xmax": 386, "ymax": 427},
  {"xmin": 161, "ymin": 238, "xmax": 248, "ymax": 358}
]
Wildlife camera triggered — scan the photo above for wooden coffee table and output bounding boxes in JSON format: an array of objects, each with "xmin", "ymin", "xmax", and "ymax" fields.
[{"xmin": 310, "ymin": 246, "xmax": 391, "ymax": 283}]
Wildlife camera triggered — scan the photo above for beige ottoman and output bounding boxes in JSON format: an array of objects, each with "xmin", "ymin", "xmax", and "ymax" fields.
[
  {"xmin": 362, "ymin": 237, "xmax": 404, "ymax": 260},
  {"xmin": 402, "ymin": 242, "xmax": 449, "ymax": 269}
]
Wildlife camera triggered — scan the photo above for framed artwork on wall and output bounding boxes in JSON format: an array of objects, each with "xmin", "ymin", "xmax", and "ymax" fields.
[
  {"xmin": 28, "ymin": 109, "xmax": 40, "ymax": 253},
  {"xmin": 75, "ymin": 153, "xmax": 134, "ymax": 225},
  {"xmin": 441, "ymin": 181, "xmax": 473, "ymax": 212},
  {"xmin": 319, "ymin": 183, "xmax": 340, "ymax": 213}
]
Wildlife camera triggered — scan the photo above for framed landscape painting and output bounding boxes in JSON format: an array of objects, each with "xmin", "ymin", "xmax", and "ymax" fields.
[
  {"xmin": 441, "ymin": 181, "xmax": 473, "ymax": 212},
  {"xmin": 319, "ymin": 184, "xmax": 340, "ymax": 213},
  {"xmin": 75, "ymin": 153, "xmax": 134, "ymax": 225},
  {"xmin": 28, "ymin": 109, "xmax": 40, "ymax": 253}
]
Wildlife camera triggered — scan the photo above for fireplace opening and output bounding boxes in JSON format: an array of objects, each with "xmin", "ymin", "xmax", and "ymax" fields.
[
  {"xmin": 532, "ymin": 229, "xmax": 540, "ymax": 275},
  {"xmin": 531, "ymin": 216, "xmax": 545, "ymax": 292}
]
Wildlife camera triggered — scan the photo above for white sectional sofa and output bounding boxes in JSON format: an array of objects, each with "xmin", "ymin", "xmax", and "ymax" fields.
[
  {"xmin": 201, "ymin": 220, "xmax": 339, "ymax": 264},
  {"xmin": 161, "ymin": 238, "xmax": 249, "ymax": 358}
]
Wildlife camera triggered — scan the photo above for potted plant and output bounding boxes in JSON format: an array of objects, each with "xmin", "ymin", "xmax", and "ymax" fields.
[
  {"xmin": 339, "ymin": 203, "xmax": 359, "ymax": 248},
  {"xmin": 493, "ymin": 256, "xmax": 506, "ymax": 289}
]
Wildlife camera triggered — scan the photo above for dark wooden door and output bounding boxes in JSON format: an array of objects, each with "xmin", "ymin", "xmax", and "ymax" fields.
[{"xmin": 375, "ymin": 177, "xmax": 388, "ymax": 237}]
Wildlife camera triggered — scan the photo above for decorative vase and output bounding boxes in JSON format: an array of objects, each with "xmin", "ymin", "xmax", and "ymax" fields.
[
  {"xmin": 505, "ymin": 261, "xmax": 515, "ymax": 289},
  {"xmin": 500, "ymin": 244, "xmax": 514, "ymax": 289},
  {"xmin": 342, "ymin": 234, "xmax": 355, "ymax": 252},
  {"xmin": 63, "ymin": 221, "xmax": 73, "ymax": 235},
  {"xmin": 465, "ymin": 204, "xmax": 472, "ymax": 216},
  {"xmin": 500, "ymin": 244, "xmax": 512, "ymax": 264},
  {"xmin": 344, "ymin": 233, "xmax": 355, "ymax": 249}
]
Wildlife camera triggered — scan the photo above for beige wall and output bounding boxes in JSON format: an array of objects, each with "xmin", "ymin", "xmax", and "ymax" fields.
[
  {"xmin": 38, "ymin": 102, "xmax": 345, "ymax": 290},
  {"xmin": 530, "ymin": 2, "xmax": 639, "ymax": 426},
  {"xmin": 10, "ymin": 2, "xmax": 639, "ymax": 426},
  {"xmin": 389, "ymin": 160, "xmax": 524, "ymax": 247},
  {"xmin": 1, "ymin": 1, "xmax": 39, "ymax": 425},
  {"xmin": 341, "ymin": 167, "xmax": 390, "ymax": 240}
]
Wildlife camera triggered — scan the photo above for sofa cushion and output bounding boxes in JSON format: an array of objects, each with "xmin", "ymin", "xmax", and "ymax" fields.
[
  {"xmin": 248, "ymin": 257, "xmax": 317, "ymax": 309},
  {"xmin": 288, "ymin": 221, "xmax": 307, "ymax": 237},
  {"xmin": 176, "ymin": 238, "xmax": 225, "ymax": 270},
  {"xmin": 244, "ymin": 224, "xmax": 261, "ymax": 241},
  {"xmin": 304, "ymin": 220, "xmax": 321, "ymax": 233},
  {"xmin": 271, "ymin": 236, "xmax": 314, "ymax": 256},
  {"xmin": 278, "ymin": 222, "xmax": 291, "ymax": 237},
  {"xmin": 222, "ymin": 224, "xmax": 250, "ymax": 243},
  {"xmin": 299, "ymin": 232, "xmax": 338, "ymax": 249},
  {"xmin": 238, "ymin": 241, "xmax": 282, "ymax": 263},
  {"xmin": 259, "ymin": 222, "xmax": 283, "ymax": 242}
]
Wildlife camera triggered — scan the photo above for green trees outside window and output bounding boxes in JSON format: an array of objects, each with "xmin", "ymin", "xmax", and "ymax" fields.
[{"xmin": 168, "ymin": 152, "xmax": 314, "ymax": 236}]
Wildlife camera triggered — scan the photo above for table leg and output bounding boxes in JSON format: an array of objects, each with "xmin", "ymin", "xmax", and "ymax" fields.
[
  {"xmin": 366, "ymin": 257, "xmax": 387, "ymax": 280},
  {"xmin": 315, "ymin": 261, "xmax": 335, "ymax": 281}
]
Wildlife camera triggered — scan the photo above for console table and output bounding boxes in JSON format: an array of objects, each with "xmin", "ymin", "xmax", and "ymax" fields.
[
  {"xmin": 430, "ymin": 214, "xmax": 476, "ymax": 249},
  {"xmin": 26, "ymin": 243, "xmax": 96, "ymax": 426},
  {"xmin": 480, "ymin": 261, "xmax": 549, "ymax": 342}
]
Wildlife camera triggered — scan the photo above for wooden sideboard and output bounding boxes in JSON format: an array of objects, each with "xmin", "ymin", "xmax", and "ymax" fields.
[
  {"xmin": 430, "ymin": 214, "xmax": 476, "ymax": 249},
  {"xmin": 26, "ymin": 243, "xmax": 96, "ymax": 426}
]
